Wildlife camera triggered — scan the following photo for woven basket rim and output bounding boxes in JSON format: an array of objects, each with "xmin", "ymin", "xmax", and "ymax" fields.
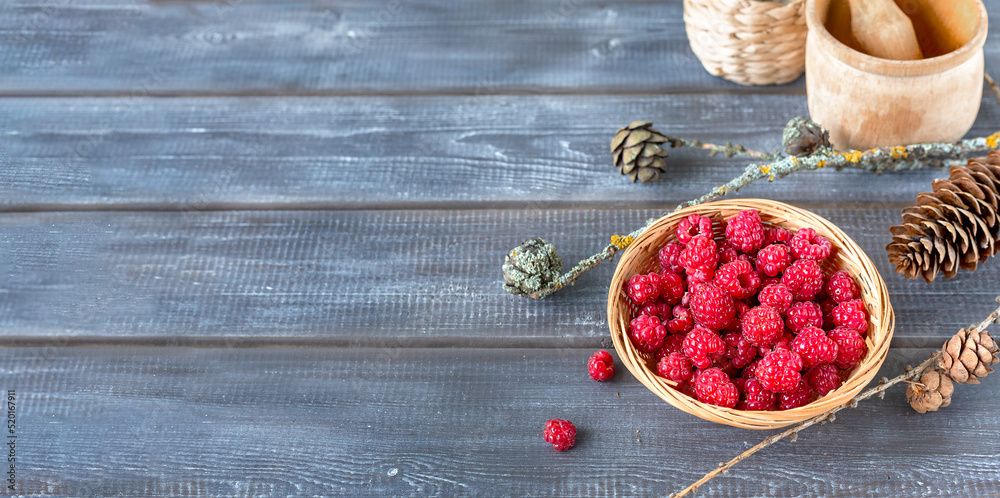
[{"xmin": 607, "ymin": 199, "xmax": 895, "ymax": 430}]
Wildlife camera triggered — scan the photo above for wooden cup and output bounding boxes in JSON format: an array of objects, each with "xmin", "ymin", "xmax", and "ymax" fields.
[{"xmin": 805, "ymin": 0, "xmax": 988, "ymax": 150}]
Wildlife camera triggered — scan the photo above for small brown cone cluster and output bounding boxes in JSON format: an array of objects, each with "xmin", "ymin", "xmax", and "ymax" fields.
[
  {"xmin": 906, "ymin": 369, "xmax": 954, "ymax": 413},
  {"xmin": 887, "ymin": 151, "xmax": 1000, "ymax": 282},
  {"xmin": 781, "ymin": 117, "xmax": 831, "ymax": 157},
  {"xmin": 611, "ymin": 121, "xmax": 671, "ymax": 183},
  {"xmin": 938, "ymin": 328, "xmax": 999, "ymax": 384}
]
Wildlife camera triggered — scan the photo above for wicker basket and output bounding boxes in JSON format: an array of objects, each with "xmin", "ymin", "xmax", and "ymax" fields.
[
  {"xmin": 683, "ymin": 0, "xmax": 808, "ymax": 86},
  {"xmin": 607, "ymin": 199, "xmax": 894, "ymax": 429}
]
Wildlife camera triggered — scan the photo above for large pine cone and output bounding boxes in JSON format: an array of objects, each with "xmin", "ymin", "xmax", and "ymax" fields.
[
  {"xmin": 938, "ymin": 328, "xmax": 999, "ymax": 384},
  {"xmin": 906, "ymin": 368, "xmax": 954, "ymax": 414},
  {"xmin": 611, "ymin": 121, "xmax": 670, "ymax": 183},
  {"xmin": 887, "ymin": 151, "xmax": 1000, "ymax": 282}
]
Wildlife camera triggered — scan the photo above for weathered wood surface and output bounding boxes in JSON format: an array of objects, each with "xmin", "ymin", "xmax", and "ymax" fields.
[
  {"xmin": 3, "ymin": 346, "xmax": 998, "ymax": 496},
  {"xmin": 0, "ymin": 208, "xmax": 994, "ymax": 347}
]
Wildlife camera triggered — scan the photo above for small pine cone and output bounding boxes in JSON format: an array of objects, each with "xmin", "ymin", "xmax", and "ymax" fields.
[
  {"xmin": 938, "ymin": 328, "xmax": 999, "ymax": 384},
  {"xmin": 611, "ymin": 121, "xmax": 670, "ymax": 183},
  {"xmin": 502, "ymin": 238, "xmax": 563, "ymax": 297},
  {"xmin": 906, "ymin": 368, "xmax": 954, "ymax": 414},
  {"xmin": 781, "ymin": 117, "xmax": 831, "ymax": 157}
]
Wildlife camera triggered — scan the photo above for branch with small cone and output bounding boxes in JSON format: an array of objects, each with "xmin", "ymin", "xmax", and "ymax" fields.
[{"xmin": 671, "ymin": 297, "xmax": 1000, "ymax": 498}]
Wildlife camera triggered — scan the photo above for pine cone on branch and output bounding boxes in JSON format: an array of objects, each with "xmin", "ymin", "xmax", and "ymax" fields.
[
  {"xmin": 611, "ymin": 121, "xmax": 670, "ymax": 183},
  {"xmin": 938, "ymin": 328, "xmax": 999, "ymax": 384},
  {"xmin": 887, "ymin": 151, "xmax": 1000, "ymax": 282},
  {"xmin": 906, "ymin": 368, "xmax": 954, "ymax": 413}
]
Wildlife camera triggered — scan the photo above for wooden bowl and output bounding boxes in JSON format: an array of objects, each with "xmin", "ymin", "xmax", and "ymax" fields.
[{"xmin": 607, "ymin": 199, "xmax": 894, "ymax": 429}]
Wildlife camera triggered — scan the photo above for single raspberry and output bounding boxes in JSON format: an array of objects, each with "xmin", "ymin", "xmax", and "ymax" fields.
[
  {"xmin": 689, "ymin": 283, "xmax": 735, "ymax": 331},
  {"xmin": 679, "ymin": 235, "xmax": 719, "ymax": 273},
  {"xmin": 756, "ymin": 349, "xmax": 804, "ymax": 393},
  {"xmin": 717, "ymin": 241, "xmax": 740, "ymax": 265},
  {"xmin": 725, "ymin": 209, "xmax": 766, "ymax": 254},
  {"xmin": 786, "ymin": 301, "xmax": 823, "ymax": 333},
  {"xmin": 777, "ymin": 380, "xmax": 816, "ymax": 410},
  {"xmin": 639, "ymin": 301, "xmax": 672, "ymax": 319},
  {"xmin": 657, "ymin": 352, "xmax": 694, "ymax": 383},
  {"xmin": 741, "ymin": 305, "xmax": 784, "ymax": 348},
  {"xmin": 676, "ymin": 213, "xmax": 714, "ymax": 245},
  {"xmin": 758, "ymin": 283, "xmax": 793, "ymax": 314},
  {"xmin": 790, "ymin": 227, "xmax": 832, "ymax": 261},
  {"xmin": 629, "ymin": 315, "xmax": 667, "ymax": 353},
  {"xmin": 790, "ymin": 326, "xmax": 839, "ymax": 368},
  {"xmin": 738, "ymin": 378, "xmax": 776, "ymax": 411},
  {"xmin": 829, "ymin": 327, "xmax": 867, "ymax": 370},
  {"xmin": 831, "ymin": 299, "xmax": 868, "ymax": 334},
  {"xmin": 741, "ymin": 359, "xmax": 761, "ymax": 379},
  {"xmin": 682, "ymin": 325, "xmax": 726, "ymax": 369},
  {"xmin": 805, "ymin": 364, "xmax": 842, "ymax": 396},
  {"xmin": 714, "ymin": 260, "xmax": 761, "ymax": 300},
  {"xmin": 658, "ymin": 271, "xmax": 686, "ymax": 305},
  {"xmin": 543, "ymin": 419, "xmax": 576, "ymax": 451},
  {"xmin": 674, "ymin": 381, "xmax": 696, "ymax": 398},
  {"xmin": 588, "ymin": 350, "xmax": 615, "ymax": 381},
  {"xmin": 764, "ymin": 227, "xmax": 793, "ymax": 245},
  {"xmin": 685, "ymin": 265, "xmax": 715, "ymax": 286},
  {"xmin": 666, "ymin": 306, "xmax": 695, "ymax": 334},
  {"xmin": 781, "ymin": 259, "xmax": 824, "ymax": 301},
  {"xmin": 658, "ymin": 242, "xmax": 685, "ymax": 274},
  {"xmin": 655, "ymin": 334, "xmax": 686, "ymax": 360},
  {"xmin": 725, "ymin": 301, "xmax": 750, "ymax": 331},
  {"xmin": 714, "ymin": 357, "xmax": 739, "ymax": 378},
  {"xmin": 756, "ymin": 244, "xmax": 793, "ymax": 278},
  {"xmin": 693, "ymin": 367, "xmax": 739, "ymax": 408},
  {"xmin": 819, "ymin": 298, "xmax": 839, "ymax": 329},
  {"xmin": 825, "ymin": 271, "xmax": 859, "ymax": 303},
  {"xmin": 626, "ymin": 272, "xmax": 665, "ymax": 305},
  {"xmin": 722, "ymin": 331, "xmax": 758, "ymax": 369},
  {"xmin": 769, "ymin": 331, "xmax": 795, "ymax": 352}
]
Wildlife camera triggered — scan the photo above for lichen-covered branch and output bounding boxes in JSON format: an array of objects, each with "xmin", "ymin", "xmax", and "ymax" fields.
[{"xmin": 667, "ymin": 137, "xmax": 776, "ymax": 160}]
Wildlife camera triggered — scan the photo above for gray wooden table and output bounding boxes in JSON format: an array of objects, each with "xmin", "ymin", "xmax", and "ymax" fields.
[{"xmin": 2, "ymin": 0, "xmax": 1000, "ymax": 495}]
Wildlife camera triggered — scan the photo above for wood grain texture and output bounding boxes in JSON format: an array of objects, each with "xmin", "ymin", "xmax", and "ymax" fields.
[
  {"xmin": 4, "ymin": 93, "xmax": 1000, "ymax": 210},
  {"xmin": 2, "ymin": 346, "xmax": 998, "ymax": 496},
  {"xmin": 0, "ymin": 208, "xmax": 995, "ymax": 346}
]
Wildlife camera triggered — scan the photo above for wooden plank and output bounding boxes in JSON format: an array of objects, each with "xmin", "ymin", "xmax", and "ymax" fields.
[
  {"xmin": 4, "ymin": 94, "xmax": 1000, "ymax": 210},
  {"xmin": 2, "ymin": 346, "xmax": 998, "ymax": 495},
  {"xmin": 0, "ymin": 208, "xmax": 995, "ymax": 346}
]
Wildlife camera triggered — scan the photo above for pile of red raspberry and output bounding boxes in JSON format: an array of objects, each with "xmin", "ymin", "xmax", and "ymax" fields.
[{"xmin": 626, "ymin": 209, "xmax": 870, "ymax": 411}]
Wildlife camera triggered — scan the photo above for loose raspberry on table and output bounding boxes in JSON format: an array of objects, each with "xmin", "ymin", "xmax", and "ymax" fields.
[
  {"xmin": 829, "ymin": 327, "xmax": 867, "ymax": 370},
  {"xmin": 722, "ymin": 331, "xmax": 758, "ymax": 369},
  {"xmin": 758, "ymin": 283, "xmax": 793, "ymax": 314},
  {"xmin": 689, "ymin": 283, "xmax": 735, "ymax": 331},
  {"xmin": 666, "ymin": 305, "xmax": 695, "ymax": 334},
  {"xmin": 777, "ymin": 380, "xmax": 816, "ymax": 410},
  {"xmin": 626, "ymin": 272, "xmax": 665, "ymax": 305},
  {"xmin": 655, "ymin": 334, "xmax": 686, "ymax": 360},
  {"xmin": 756, "ymin": 349, "xmax": 804, "ymax": 393},
  {"xmin": 790, "ymin": 227, "xmax": 832, "ymax": 261},
  {"xmin": 717, "ymin": 241, "xmax": 740, "ymax": 265},
  {"xmin": 756, "ymin": 244, "xmax": 793, "ymax": 277},
  {"xmin": 683, "ymin": 325, "xmax": 726, "ymax": 369},
  {"xmin": 738, "ymin": 378, "xmax": 776, "ymax": 411},
  {"xmin": 659, "ymin": 271, "xmax": 686, "ymax": 305},
  {"xmin": 657, "ymin": 352, "xmax": 694, "ymax": 383},
  {"xmin": 825, "ymin": 270, "xmax": 860, "ymax": 303},
  {"xmin": 831, "ymin": 299, "xmax": 869, "ymax": 334},
  {"xmin": 694, "ymin": 367, "xmax": 739, "ymax": 408},
  {"xmin": 659, "ymin": 242, "xmax": 685, "ymax": 274},
  {"xmin": 786, "ymin": 301, "xmax": 823, "ymax": 333},
  {"xmin": 639, "ymin": 301, "xmax": 672, "ymax": 319},
  {"xmin": 714, "ymin": 260, "xmax": 761, "ymax": 300},
  {"xmin": 725, "ymin": 209, "xmax": 766, "ymax": 254},
  {"xmin": 741, "ymin": 305, "xmax": 784, "ymax": 348},
  {"xmin": 543, "ymin": 419, "xmax": 576, "ymax": 451},
  {"xmin": 790, "ymin": 326, "xmax": 839, "ymax": 368},
  {"xmin": 805, "ymin": 363, "xmax": 842, "ymax": 396},
  {"xmin": 782, "ymin": 259, "xmax": 824, "ymax": 301},
  {"xmin": 764, "ymin": 226, "xmax": 793, "ymax": 245},
  {"xmin": 587, "ymin": 350, "xmax": 615, "ymax": 381},
  {"xmin": 629, "ymin": 315, "xmax": 667, "ymax": 353},
  {"xmin": 679, "ymin": 235, "xmax": 719, "ymax": 273},
  {"xmin": 676, "ymin": 213, "xmax": 714, "ymax": 245}
]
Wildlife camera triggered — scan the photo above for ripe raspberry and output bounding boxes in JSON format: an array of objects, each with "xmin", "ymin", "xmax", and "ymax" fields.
[
  {"xmin": 674, "ymin": 381, "xmax": 696, "ymax": 398},
  {"xmin": 725, "ymin": 209, "xmax": 766, "ymax": 254},
  {"xmin": 825, "ymin": 271, "xmax": 859, "ymax": 303},
  {"xmin": 831, "ymin": 299, "xmax": 868, "ymax": 334},
  {"xmin": 683, "ymin": 325, "xmax": 726, "ymax": 369},
  {"xmin": 588, "ymin": 350, "xmax": 615, "ymax": 381},
  {"xmin": 819, "ymin": 298, "xmax": 839, "ymax": 329},
  {"xmin": 639, "ymin": 301, "xmax": 672, "ymax": 319},
  {"xmin": 777, "ymin": 380, "xmax": 816, "ymax": 410},
  {"xmin": 781, "ymin": 259, "xmax": 824, "ymax": 301},
  {"xmin": 769, "ymin": 332, "xmax": 795, "ymax": 352},
  {"xmin": 722, "ymin": 331, "xmax": 758, "ymax": 369},
  {"xmin": 756, "ymin": 349, "xmax": 803, "ymax": 393},
  {"xmin": 758, "ymin": 283, "xmax": 793, "ymax": 314},
  {"xmin": 741, "ymin": 305, "xmax": 784, "ymax": 348},
  {"xmin": 655, "ymin": 334, "xmax": 686, "ymax": 360},
  {"xmin": 790, "ymin": 227, "xmax": 832, "ymax": 261},
  {"xmin": 790, "ymin": 326, "xmax": 839, "ymax": 368},
  {"xmin": 658, "ymin": 271, "xmax": 686, "ymax": 305},
  {"xmin": 689, "ymin": 283, "xmax": 735, "ymax": 331},
  {"xmin": 657, "ymin": 352, "xmax": 694, "ymax": 383},
  {"xmin": 685, "ymin": 265, "xmax": 715, "ymax": 286},
  {"xmin": 786, "ymin": 301, "xmax": 823, "ymax": 333},
  {"xmin": 741, "ymin": 359, "xmax": 761, "ymax": 379},
  {"xmin": 679, "ymin": 235, "xmax": 719, "ymax": 273},
  {"xmin": 717, "ymin": 241, "xmax": 740, "ymax": 265},
  {"xmin": 756, "ymin": 243, "xmax": 793, "ymax": 278},
  {"xmin": 543, "ymin": 419, "xmax": 576, "ymax": 451},
  {"xmin": 714, "ymin": 260, "xmax": 761, "ymax": 300},
  {"xmin": 738, "ymin": 378, "xmax": 776, "ymax": 411},
  {"xmin": 829, "ymin": 327, "xmax": 867, "ymax": 370},
  {"xmin": 629, "ymin": 315, "xmax": 667, "ymax": 353},
  {"xmin": 658, "ymin": 242, "xmax": 685, "ymax": 274},
  {"xmin": 693, "ymin": 367, "xmax": 739, "ymax": 408},
  {"xmin": 666, "ymin": 306, "xmax": 695, "ymax": 334},
  {"xmin": 676, "ymin": 213, "xmax": 714, "ymax": 245},
  {"xmin": 805, "ymin": 364, "xmax": 842, "ymax": 396},
  {"xmin": 764, "ymin": 226, "xmax": 793, "ymax": 245},
  {"xmin": 626, "ymin": 272, "xmax": 665, "ymax": 305}
]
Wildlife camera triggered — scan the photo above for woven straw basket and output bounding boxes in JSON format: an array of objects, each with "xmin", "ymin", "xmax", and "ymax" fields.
[
  {"xmin": 683, "ymin": 0, "xmax": 807, "ymax": 86},
  {"xmin": 607, "ymin": 199, "xmax": 894, "ymax": 429}
]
